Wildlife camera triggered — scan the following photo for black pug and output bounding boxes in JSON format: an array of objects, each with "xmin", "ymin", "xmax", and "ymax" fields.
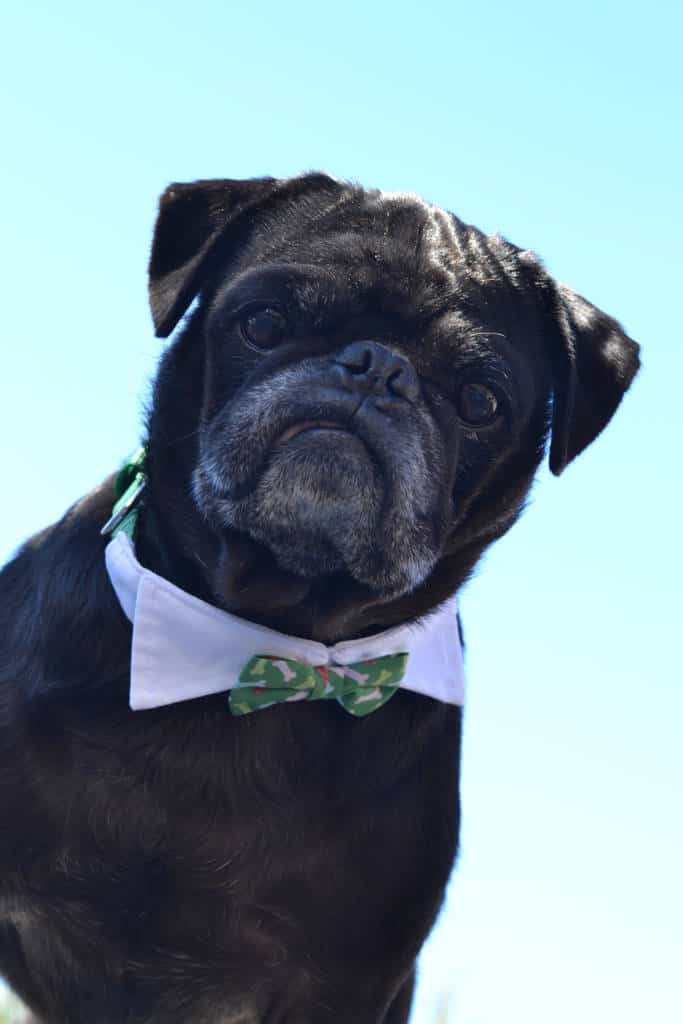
[{"xmin": 0, "ymin": 173, "xmax": 639, "ymax": 1024}]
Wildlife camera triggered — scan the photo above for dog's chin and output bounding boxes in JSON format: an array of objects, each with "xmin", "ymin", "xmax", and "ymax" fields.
[
  {"xmin": 242, "ymin": 429, "xmax": 380, "ymax": 577},
  {"xmin": 196, "ymin": 429, "xmax": 438, "ymax": 596}
]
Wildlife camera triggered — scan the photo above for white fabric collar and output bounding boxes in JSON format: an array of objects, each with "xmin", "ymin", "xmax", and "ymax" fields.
[{"xmin": 104, "ymin": 532, "xmax": 465, "ymax": 711}]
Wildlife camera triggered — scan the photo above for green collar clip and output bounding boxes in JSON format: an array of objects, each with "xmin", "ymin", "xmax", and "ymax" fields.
[{"xmin": 100, "ymin": 445, "xmax": 148, "ymax": 540}]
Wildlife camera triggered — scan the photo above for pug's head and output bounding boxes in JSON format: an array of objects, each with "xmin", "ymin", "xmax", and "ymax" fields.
[{"xmin": 145, "ymin": 173, "xmax": 639, "ymax": 641}]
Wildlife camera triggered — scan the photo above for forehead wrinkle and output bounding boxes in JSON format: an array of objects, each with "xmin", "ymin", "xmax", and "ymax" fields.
[
  {"xmin": 417, "ymin": 207, "xmax": 461, "ymax": 285},
  {"xmin": 375, "ymin": 192, "xmax": 531, "ymax": 322},
  {"xmin": 237, "ymin": 186, "xmax": 538, "ymax": 333}
]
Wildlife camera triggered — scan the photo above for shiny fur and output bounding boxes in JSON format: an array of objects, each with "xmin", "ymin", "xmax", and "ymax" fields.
[{"xmin": 0, "ymin": 173, "xmax": 639, "ymax": 1022}]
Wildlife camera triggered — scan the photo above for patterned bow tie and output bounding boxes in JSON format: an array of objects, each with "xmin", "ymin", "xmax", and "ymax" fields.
[{"xmin": 229, "ymin": 653, "xmax": 409, "ymax": 717}]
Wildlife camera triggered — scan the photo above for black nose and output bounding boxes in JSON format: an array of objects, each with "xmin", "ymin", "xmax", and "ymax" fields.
[{"xmin": 334, "ymin": 341, "xmax": 419, "ymax": 403}]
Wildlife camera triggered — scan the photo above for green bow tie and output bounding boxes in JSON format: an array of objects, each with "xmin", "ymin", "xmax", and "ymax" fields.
[{"xmin": 229, "ymin": 653, "xmax": 409, "ymax": 717}]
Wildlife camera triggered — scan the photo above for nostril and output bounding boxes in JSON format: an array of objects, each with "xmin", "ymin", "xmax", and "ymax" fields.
[
  {"xmin": 338, "ymin": 342, "xmax": 374, "ymax": 375},
  {"xmin": 387, "ymin": 366, "xmax": 419, "ymax": 402},
  {"xmin": 355, "ymin": 350, "xmax": 373, "ymax": 375}
]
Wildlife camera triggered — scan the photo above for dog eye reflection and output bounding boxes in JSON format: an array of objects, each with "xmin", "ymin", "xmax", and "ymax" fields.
[
  {"xmin": 240, "ymin": 306, "xmax": 289, "ymax": 350},
  {"xmin": 456, "ymin": 381, "xmax": 502, "ymax": 427}
]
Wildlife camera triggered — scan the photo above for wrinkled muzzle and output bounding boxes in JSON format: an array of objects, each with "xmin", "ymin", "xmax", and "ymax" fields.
[{"xmin": 192, "ymin": 341, "xmax": 452, "ymax": 596}]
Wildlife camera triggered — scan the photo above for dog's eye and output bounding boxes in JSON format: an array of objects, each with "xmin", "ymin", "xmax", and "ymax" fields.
[
  {"xmin": 456, "ymin": 382, "xmax": 501, "ymax": 428},
  {"xmin": 240, "ymin": 307, "xmax": 288, "ymax": 350}
]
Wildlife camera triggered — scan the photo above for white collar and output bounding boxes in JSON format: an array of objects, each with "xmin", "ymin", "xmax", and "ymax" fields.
[{"xmin": 104, "ymin": 532, "xmax": 465, "ymax": 711}]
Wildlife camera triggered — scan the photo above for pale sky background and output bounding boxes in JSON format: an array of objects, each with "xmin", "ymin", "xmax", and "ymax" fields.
[{"xmin": 1, "ymin": 2, "xmax": 681, "ymax": 1021}]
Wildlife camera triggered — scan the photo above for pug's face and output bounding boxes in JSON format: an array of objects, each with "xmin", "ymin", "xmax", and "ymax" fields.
[{"xmin": 147, "ymin": 174, "xmax": 639, "ymax": 637}]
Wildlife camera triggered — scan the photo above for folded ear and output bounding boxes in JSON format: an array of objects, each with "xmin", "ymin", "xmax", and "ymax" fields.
[
  {"xmin": 148, "ymin": 173, "xmax": 342, "ymax": 337},
  {"xmin": 548, "ymin": 283, "xmax": 640, "ymax": 475}
]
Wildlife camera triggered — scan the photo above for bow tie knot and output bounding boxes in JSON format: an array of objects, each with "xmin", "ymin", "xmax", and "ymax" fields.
[{"xmin": 229, "ymin": 653, "xmax": 409, "ymax": 717}]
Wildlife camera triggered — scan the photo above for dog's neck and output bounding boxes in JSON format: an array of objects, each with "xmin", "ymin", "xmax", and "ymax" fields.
[
  {"xmin": 133, "ymin": 482, "xmax": 482, "ymax": 645},
  {"xmin": 134, "ymin": 499, "xmax": 403, "ymax": 643}
]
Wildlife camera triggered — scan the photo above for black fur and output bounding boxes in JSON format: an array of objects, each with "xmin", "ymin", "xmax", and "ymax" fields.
[{"xmin": 0, "ymin": 174, "xmax": 639, "ymax": 1023}]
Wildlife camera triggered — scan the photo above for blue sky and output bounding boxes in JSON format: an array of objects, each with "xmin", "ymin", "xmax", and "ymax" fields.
[{"xmin": 1, "ymin": 2, "xmax": 681, "ymax": 1021}]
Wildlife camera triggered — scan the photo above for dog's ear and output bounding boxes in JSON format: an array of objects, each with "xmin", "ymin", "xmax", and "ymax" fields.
[
  {"xmin": 148, "ymin": 173, "xmax": 342, "ymax": 337},
  {"xmin": 548, "ymin": 283, "xmax": 640, "ymax": 475},
  {"xmin": 149, "ymin": 177, "xmax": 279, "ymax": 337}
]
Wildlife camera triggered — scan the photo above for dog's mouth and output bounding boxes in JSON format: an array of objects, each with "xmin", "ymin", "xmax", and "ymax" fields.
[{"xmin": 274, "ymin": 419, "xmax": 354, "ymax": 446}]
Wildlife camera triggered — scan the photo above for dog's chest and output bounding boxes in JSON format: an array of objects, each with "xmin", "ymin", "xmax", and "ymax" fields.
[{"xmin": 15, "ymin": 697, "xmax": 460, "ymax": 1020}]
